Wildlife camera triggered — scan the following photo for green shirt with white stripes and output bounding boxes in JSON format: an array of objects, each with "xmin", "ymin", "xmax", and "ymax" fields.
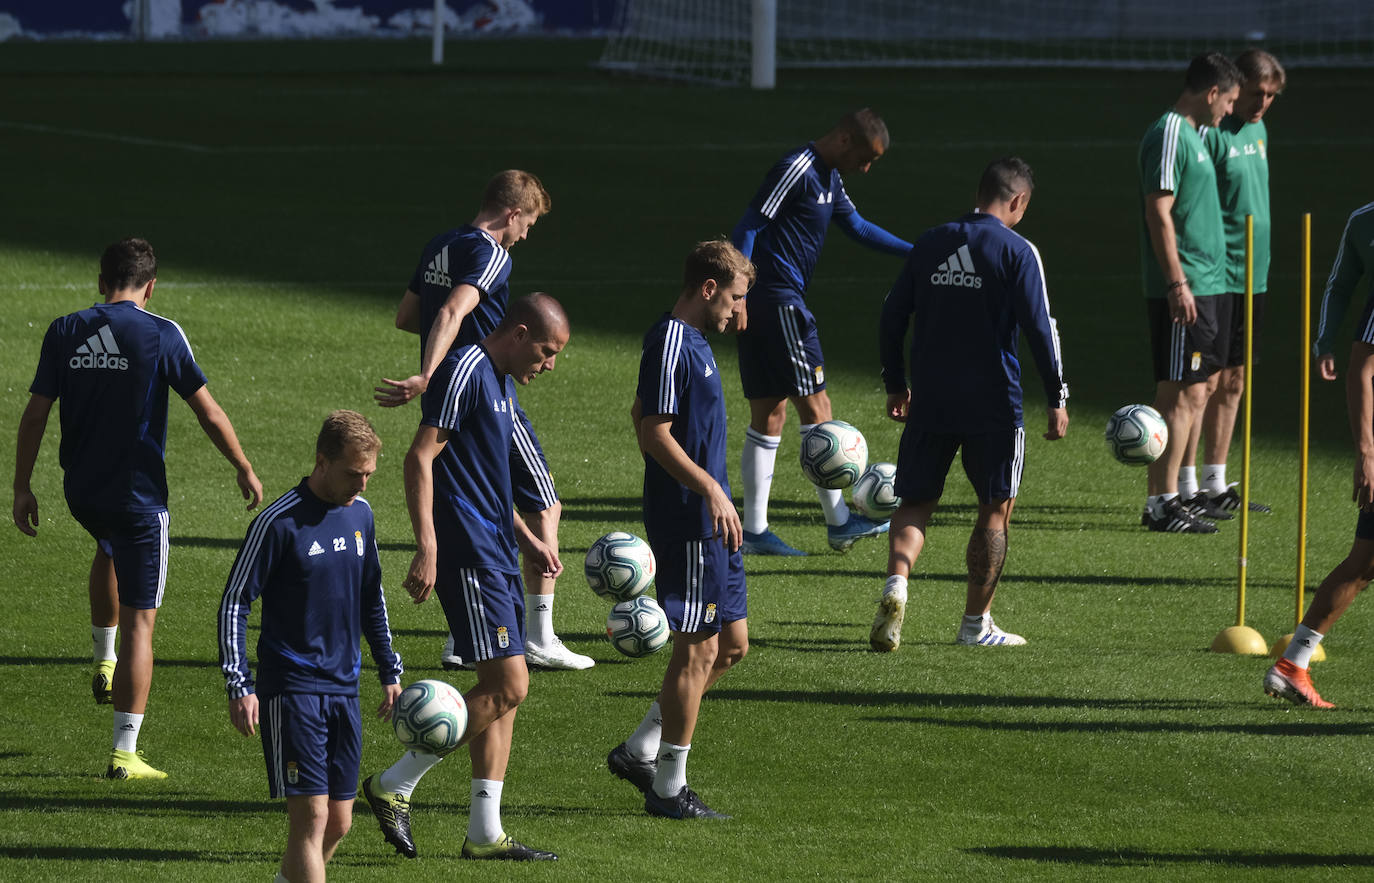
[
  {"xmin": 1315, "ymin": 201, "xmax": 1374, "ymax": 357},
  {"xmin": 1138, "ymin": 110, "xmax": 1226, "ymax": 298},
  {"xmin": 1203, "ymin": 117, "xmax": 1270, "ymax": 294}
]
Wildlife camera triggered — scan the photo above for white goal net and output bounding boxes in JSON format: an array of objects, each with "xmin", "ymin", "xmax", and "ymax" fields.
[{"xmin": 599, "ymin": 0, "xmax": 1374, "ymax": 86}]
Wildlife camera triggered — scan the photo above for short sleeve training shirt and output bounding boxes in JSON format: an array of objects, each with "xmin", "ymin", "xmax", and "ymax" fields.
[{"xmin": 29, "ymin": 300, "xmax": 207, "ymax": 512}]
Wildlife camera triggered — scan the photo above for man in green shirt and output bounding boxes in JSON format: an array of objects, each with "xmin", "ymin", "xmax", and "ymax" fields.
[
  {"xmin": 1264, "ymin": 199, "xmax": 1374, "ymax": 709},
  {"xmin": 1186, "ymin": 50, "xmax": 1285, "ymax": 517},
  {"xmin": 1137, "ymin": 52, "xmax": 1241, "ymax": 533}
]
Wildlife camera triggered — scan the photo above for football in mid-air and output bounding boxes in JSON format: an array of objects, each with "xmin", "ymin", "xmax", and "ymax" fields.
[
  {"xmin": 393, "ymin": 679, "xmax": 467, "ymax": 756},
  {"xmin": 800, "ymin": 420, "xmax": 868, "ymax": 489},
  {"xmin": 851, "ymin": 462, "xmax": 901, "ymax": 520},
  {"xmin": 606, "ymin": 596, "xmax": 670, "ymax": 658},
  {"xmin": 1105, "ymin": 404, "xmax": 1168, "ymax": 465},
  {"xmin": 584, "ymin": 531, "xmax": 656, "ymax": 602}
]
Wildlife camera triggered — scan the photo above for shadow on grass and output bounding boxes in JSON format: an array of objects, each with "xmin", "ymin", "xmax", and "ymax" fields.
[
  {"xmin": 869, "ymin": 715, "xmax": 1374, "ymax": 737},
  {"xmin": 0, "ymin": 655, "xmax": 217, "ymax": 669},
  {"xmin": 744, "ymin": 566, "xmax": 888, "ymax": 578},
  {"xmin": 0, "ymin": 846, "xmax": 279, "ymax": 863},
  {"xmin": 703, "ymin": 688, "xmax": 1232, "ymax": 711},
  {"xmin": 750, "ymin": 635, "xmax": 868, "ymax": 653},
  {"xmin": 968, "ymin": 845, "xmax": 1374, "ymax": 868},
  {"xmin": 0, "ymin": 795, "xmax": 272, "ymax": 813}
]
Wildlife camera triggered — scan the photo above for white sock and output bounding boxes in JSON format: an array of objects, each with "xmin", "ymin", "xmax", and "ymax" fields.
[
  {"xmin": 1283, "ymin": 624, "xmax": 1325, "ymax": 669},
  {"xmin": 92, "ymin": 625, "xmax": 117, "ymax": 662},
  {"xmin": 468, "ymin": 778, "xmax": 504, "ymax": 844},
  {"xmin": 653, "ymin": 741, "xmax": 690, "ymax": 798},
  {"xmin": 883, "ymin": 574, "xmax": 908, "ymax": 600},
  {"xmin": 1177, "ymin": 466, "xmax": 1198, "ymax": 498},
  {"xmin": 1146, "ymin": 493, "xmax": 1178, "ymax": 517},
  {"xmin": 113, "ymin": 711, "xmax": 143, "ymax": 753},
  {"xmin": 527, "ymin": 593, "xmax": 554, "ymax": 646},
  {"xmin": 624, "ymin": 700, "xmax": 662, "ymax": 760},
  {"xmin": 800, "ymin": 424, "xmax": 851, "ymax": 527},
  {"xmin": 741, "ymin": 428, "xmax": 780, "ymax": 535},
  {"xmin": 961, "ymin": 613, "xmax": 988, "ymax": 635},
  {"xmin": 1202, "ymin": 463, "xmax": 1228, "ymax": 496},
  {"xmin": 378, "ymin": 749, "xmax": 444, "ymax": 798}
]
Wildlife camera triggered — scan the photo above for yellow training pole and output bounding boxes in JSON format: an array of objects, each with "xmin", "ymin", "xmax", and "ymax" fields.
[
  {"xmin": 1213, "ymin": 214, "xmax": 1267, "ymax": 654},
  {"xmin": 1271, "ymin": 212, "xmax": 1325, "ymax": 660}
]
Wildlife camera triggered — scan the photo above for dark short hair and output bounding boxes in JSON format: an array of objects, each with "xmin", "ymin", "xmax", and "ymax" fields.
[
  {"xmin": 100, "ymin": 238, "xmax": 157, "ymax": 291},
  {"xmin": 838, "ymin": 107, "xmax": 890, "ymax": 150},
  {"xmin": 500, "ymin": 291, "xmax": 568, "ymax": 341},
  {"xmin": 977, "ymin": 157, "xmax": 1034, "ymax": 206},
  {"xmin": 1185, "ymin": 52, "xmax": 1243, "ymax": 94},
  {"xmin": 1236, "ymin": 48, "xmax": 1286, "ymax": 91},
  {"xmin": 683, "ymin": 239, "xmax": 756, "ymax": 293},
  {"xmin": 317, "ymin": 409, "xmax": 381, "ymax": 460}
]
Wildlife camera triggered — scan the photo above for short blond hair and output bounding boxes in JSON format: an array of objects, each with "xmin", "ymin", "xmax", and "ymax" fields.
[
  {"xmin": 482, "ymin": 169, "xmax": 551, "ymax": 216},
  {"xmin": 684, "ymin": 239, "xmax": 755, "ymax": 293},
  {"xmin": 1236, "ymin": 48, "xmax": 1286, "ymax": 91},
  {"xmin": 317, "ymin": 410, "xmax": 381, "ymax": 461}
]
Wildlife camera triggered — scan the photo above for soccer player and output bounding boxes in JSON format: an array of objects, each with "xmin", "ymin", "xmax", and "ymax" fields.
[
  {"xmin": 869, "ymin": 157, "xmax": 1068, "ymax": 652},
  {"xmin": 607, "ymin": 240, "xmax": 752, "ymax": 820},
  {"xmin": 361, "ymin": 293, "xmax": 566, "ymax": 862},
  {"xmin": 12, "ymin": 237, "xmax": 262, "ymax": 780},
  {"xmin": 374, "ymin": 170, "xmax": 590, "ymax": 672},
  {"xmin": 1189, "ymin": 49, "xmax": 1286, "ymax": 516},
  {"xmin": 1314, "ymin": 201, "xmax": 1374, "ymax": 381},
  {"xmin": 731, "ymin": 108, "xmax": 912, "ymax": 556},
  {"xmin": 1137, "ymin": 52, "xmax": 1241, "ymax": 534},
  {"xmin": 219, "ymin": 410, "xmax": 403, "ymax": 883},
  {"xmin": 1268, "ymin": 201, "xmax": 1374, "ymax": 707}
]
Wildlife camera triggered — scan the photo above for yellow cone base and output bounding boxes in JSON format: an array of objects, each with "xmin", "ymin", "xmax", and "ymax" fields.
[
  {"xmin": 1268, "ymin": 633, "xmax": 1328, "ymax": 663},
  {"xmin": 1211, "ymin": 625, "xmax": 1268, "ymax": 655}
]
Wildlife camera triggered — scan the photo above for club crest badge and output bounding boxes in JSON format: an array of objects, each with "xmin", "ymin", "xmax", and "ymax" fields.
[{"xmin": 497, "ymin": 626, "xmax": 510, "ymax": 649}]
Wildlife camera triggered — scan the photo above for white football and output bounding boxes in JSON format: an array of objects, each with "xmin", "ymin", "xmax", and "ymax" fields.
[
  {"xmin": 606, "ymin": 596, "xmax": 670, "ymax": 658},
  {"xmin": 852, "ymin": 462, "xmax": 901, "ymax": 520},
  {"xmin": 800, "ymin": 420, "xmax": 868, "ymax": 489},
  {"xmin": 1105, "ymin": 404, "xmax": 1168, "ymax": 465},
  {"xmin": 393, "ymin": 679, "xmax": 467, "ymax": 756},
  {"xmin": 585, "ymin": 531, "xmax": 656, "ymax": 602}
]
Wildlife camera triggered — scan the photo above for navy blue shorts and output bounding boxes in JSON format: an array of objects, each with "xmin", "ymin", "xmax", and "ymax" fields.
[
  {"xmin": 260, "ymin": 692, "xmax": 361, "ymax": 800},
  {"xmin": 895, "ymin": 427, "xmax": 1026, "ymax": 504},
  {"xmin": 510, "ymin": 398, "xmax": 558, "ymax": 514},
  {"xmin": 736, "ymin": 300, "xmax": 826, "ymax": 400},
  {"xmin": 69, "ymin": 507, "xmax": 169, "ymax": 610},
  {"xmin": 435, "ymin": 567, "xmax": 526, "ymax": 662},
  {"xmin": 652, "ymin": 537, "xmax": 747, "ymax": 634},
  {"xmin": 1147, "ymin": 296, "xmax": 1226, "ymax": 383},
  {"xmin": 1356, "ymin": 509, "xmax": 1374, "ymax": 540}
]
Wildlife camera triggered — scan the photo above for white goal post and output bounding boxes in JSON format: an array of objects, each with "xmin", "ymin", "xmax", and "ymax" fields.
[{"xmin": 600, "ymin": 0, "xmax": 1374, "ymax": 88}]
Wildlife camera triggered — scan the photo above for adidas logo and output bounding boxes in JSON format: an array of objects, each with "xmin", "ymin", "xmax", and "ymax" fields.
[
  {"xmin": 930, "ymin": 244, "xmax": 982, "ymax": 289},
  {"xmin": 704, "ymin": 364, "xmax": 713, "ymax": 378},
  {"xmin": 815, "ymin": 191, "xmax": 833, "ymax": 204},
  {"xmin": 70, "ymin": 325, "xmax": 129, "ymax": 371},
  {"xmin": 1228, "ymin": 146, "xmax": 1240, "ymax": 158},
  {"xmin": 308, "ymin": 541, "xmax": 325, "ymax": 557},
  {"xmin": 119, "ymin": 723, "xmax": 136, "ymax": 731},
  {"xmin": 476, "ymin": 789, "xmax": 491, "ymax": 799},
  {"xmin": 424, "ymin": 246, "xmax": 453, "ymax": 289}
]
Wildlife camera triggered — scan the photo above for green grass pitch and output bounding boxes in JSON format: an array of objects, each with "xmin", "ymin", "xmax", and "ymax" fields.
[{"xmin": 2, "ymin": 39, "xmax": 1374, "ymax": 880}]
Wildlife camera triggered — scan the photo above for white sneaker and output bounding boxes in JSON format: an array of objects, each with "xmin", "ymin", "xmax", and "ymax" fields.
[
  {"xmin": 441, "ymin": 633, "xmax": 474, "ymax": 671},
  {"xmin": 869, "ymin": 583, "xmax": 907, "ymax": 652},
  {"xmin": 525, "ymin": 636, "xmax": 595, "ymax": 670},
  {"xmin": 956, "ymin": 613, "xmax": 1026, "ymax": 647}
]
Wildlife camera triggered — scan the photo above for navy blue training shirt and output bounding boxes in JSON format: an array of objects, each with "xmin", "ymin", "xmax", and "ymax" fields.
[
  {"xmin": 29, "ymin": 300, "xmax": 207, "ymax": 513},
  {"xmin": 218, "ymin": 479, "xmax": 402, "ymax": 699},
  {"xmin": 637, "ymin": 314, "xmax": 730, "ymax": 542},
  {"xmin": 880, "ymin": 211, "xmax": 1068, "ymax": 433}
]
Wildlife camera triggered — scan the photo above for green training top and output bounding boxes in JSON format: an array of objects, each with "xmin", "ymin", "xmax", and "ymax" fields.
[
  {"xmin": 1203, "ymin": 116, "xmax": 1270, "ymax": 294},
  {"xmin": 1138, "ymin": 110, "xmax": 1226, "ymax": 298},
  {"xmin": 1315, "ymin": 201, "xmax": 1374, "ymax": 357}
]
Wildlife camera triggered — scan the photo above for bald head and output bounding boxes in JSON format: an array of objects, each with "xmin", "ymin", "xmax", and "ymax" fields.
[{"xmin": 500, "ymin": 292, "xmax": 569, "ymax": 343}]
